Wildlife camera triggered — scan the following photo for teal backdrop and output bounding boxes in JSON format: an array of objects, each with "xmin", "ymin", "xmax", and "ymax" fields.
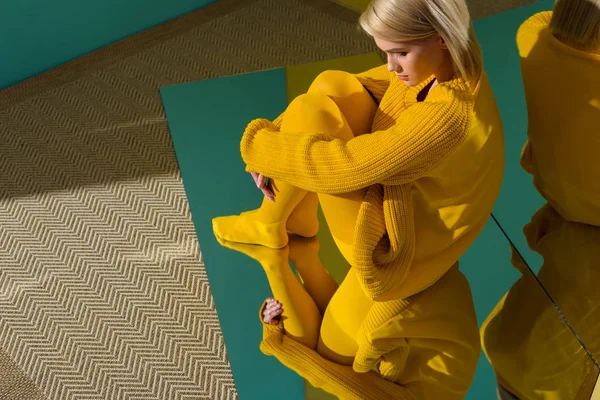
[{"xmin": 0, "ymin": 0, "xmax": 217, "ymax": 89}]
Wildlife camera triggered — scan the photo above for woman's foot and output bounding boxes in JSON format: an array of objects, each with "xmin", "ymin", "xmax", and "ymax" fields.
[
  {"xmin": 212, "ymin": 211, "xmax": 288, "ymax": 249},
  {"xmin": 212, "ymin": 194, "xmax": 319, "ymax": 249},
  {"xmin": 263, "ymin": 297, "xmax": 284, "ymax": 325},
  {"xmin": 238, "ymin": 193, "xmax": 319, "ymax": 239},
  {"xmin": 215, "ymin": 235, "xmax": 289, "ymax": 269}
]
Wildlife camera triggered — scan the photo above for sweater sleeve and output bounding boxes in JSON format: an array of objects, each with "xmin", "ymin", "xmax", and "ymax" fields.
[
  {"xmin": 240, "ymin": 99, "xmax": 470, "ymax": 194},
  {"xmin": 259, "ymin": 322, "xmax": 415, "ymax": 400},
  {"xmin": 517, "ymin": 11, "xmax": 552, "ymax": 58},
  {"xmin": 353, "ymin": 64, "xmax": 391, "ymax": 104},
  {"xmin": 376, "ymin": 347, "xmax": 409, "ymax": 383}
]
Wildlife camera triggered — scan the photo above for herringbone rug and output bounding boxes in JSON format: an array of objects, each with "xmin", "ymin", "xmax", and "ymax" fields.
[
  {"xmin": 0, "ymin": 0, "xmax": 375, "ymax": 398},
  {"xmin": 0, "ymin": 0, "xmax": 538, "ymax": 399}
]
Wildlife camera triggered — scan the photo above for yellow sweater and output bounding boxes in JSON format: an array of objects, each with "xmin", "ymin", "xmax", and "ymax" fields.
[
  {"xmin": 260, "ymin": 265, "xmax": 481, "ymax": 400},
  {"xmin": 481, "ymin": 204, "xmax": 600, "ymax": 399},
  {"xmin": 241, "ymin": 66, "xmax": 504, "ymax": 302},
  {"xmin": 518, "ymin": 12, "xmax": 600, "ymax": 226}
]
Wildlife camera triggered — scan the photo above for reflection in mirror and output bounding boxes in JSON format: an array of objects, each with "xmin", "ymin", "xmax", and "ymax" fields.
[
  {"xmin": 490, "ymin": 0, "xmax": 600, "ymax": 399},
  {"xmin": 216, "ymin": 215, "xmax": 599, "ymax": 399},
  {"xmin": 519, "ymin": 204, "xmax": 600, "ymax": 367},
  {"xmin": 220, "ymin": 233, "xmax": 482, "ymax": 400},
  {"xmin": 489, "ymin": 0, "xmax": 600, "ymax": 280},
  {"xmin": 517, "ymin": 4, "xmax": 600, "ymax": 230},
  {"xmin": 480, "ymin": 223, "xmax": 600, "ymax": 399}
]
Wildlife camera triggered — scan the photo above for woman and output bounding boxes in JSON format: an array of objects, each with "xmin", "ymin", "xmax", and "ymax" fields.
[
  {"xmin": 213, "ymin": 0, "xmax": 504, "ymax": 398},
  {"xmin": 518, "ymin": 0, "xmax": 600, "ymax": 226}
]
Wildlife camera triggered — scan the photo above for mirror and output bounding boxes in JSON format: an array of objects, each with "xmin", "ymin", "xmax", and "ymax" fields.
[
  {"xmin": 475, "ymin": 214, "xmax": 600, "ymax": 399},
  {"xmin": 477, "ymin": 1, "xmax": 600, "ymax": 398}
]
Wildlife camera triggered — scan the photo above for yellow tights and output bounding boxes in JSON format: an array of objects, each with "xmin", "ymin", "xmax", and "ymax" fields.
[{"xmin": 213, "ymin": 70, "xmax": 378, "ymax": 362}]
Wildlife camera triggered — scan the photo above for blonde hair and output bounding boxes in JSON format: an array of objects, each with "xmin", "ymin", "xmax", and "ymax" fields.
[
  {"xmin": 359, "ymin": 0, "xmax": 483, "ymax": 82},
  {"xmin": 550, "ymin": 0, "xmax": 600, "ymax": 51}
]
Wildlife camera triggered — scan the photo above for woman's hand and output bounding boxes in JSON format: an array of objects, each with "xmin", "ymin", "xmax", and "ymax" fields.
[
  {"xmin": 263, "ymin": 297, "xmax": 284, "ymax": 325},
  {"xmin": 250, "ymin": 172, "xmax": 275, "ymax": 201}
]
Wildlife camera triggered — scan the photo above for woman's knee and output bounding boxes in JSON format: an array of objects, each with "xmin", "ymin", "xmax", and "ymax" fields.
[
  {"xmin": 308, "ymin": 70, "xmax": 363, "ymax": 98},
  {"xmin": 307, "ymin": 70, "xmax": 377, "ymax": 136},
  {"xmin": 288, "ymin": 91, "xmax": 340, "ymax": 115},
  {"xmin": 282, "ymin": 92, "xmax": 354, "ymax": 141}
]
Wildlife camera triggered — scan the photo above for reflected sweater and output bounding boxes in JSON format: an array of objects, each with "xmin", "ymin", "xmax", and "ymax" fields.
[{"xmin": 518, "ymin": 12, "xmax": 600, "ymax": 226}]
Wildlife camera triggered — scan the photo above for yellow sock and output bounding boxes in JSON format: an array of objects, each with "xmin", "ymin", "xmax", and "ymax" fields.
[{"xmin": 212, "ymin": 178, "xmax": 309, "ymax": 249}]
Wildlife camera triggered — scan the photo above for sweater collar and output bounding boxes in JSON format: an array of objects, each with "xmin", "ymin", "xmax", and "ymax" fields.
[
  {"xmin": 404, "ymin": 75, "xmax": 436, "ymax": 106},
  {"xmin": 404, "ymin": 74, "xmax": 474, "ymax": 105}
]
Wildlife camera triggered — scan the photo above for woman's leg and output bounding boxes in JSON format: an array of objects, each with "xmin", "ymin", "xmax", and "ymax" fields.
[
  {"xmin": 297, "ymin": 72, "xmax": 379, "ymax": 363},
  {"xmin": 285, "ymin": 192, "xmax": 319, "ymax": 238},
  {"xmin": 218, "ymin": 238, "xmax": 321, "ymax": 349},
  {"xmin": 288, "ymin": 236, "xmax": 338, "ymax": 315},
  {"xmin": 279, "ymin": 71, "xmax": 378, "ymax": 264},
  {"xmin": 213, "ymin": 70, "xmax": 377, "ymax": 256},
  {"xmin": 222, "ymin": 234, "xmax": 347, "ymax": 351},
  {"xmin": 317, "ymin": 267, "xmax": 374, "ymax": 365},
  {"xmin": 216, "ymin": 71, "xmax": 378, "ymax": 357},
  {"xmin": 276, "ymin": 83, "xmax": 377, "ymax": 352},
  {"xmin": 307, "ymin": 70, "xmax": 377, "ymax": 265},
  {"xmin": 212, "ymin": 178, "xmax": 311, "ymax": 249},
  {"xmin": 218, "ymin": 90, "xmax": 371, "ymax": 349},
  {"xmin": 307, "ymin": 70, "xmax": 376, "ymax": 138}
]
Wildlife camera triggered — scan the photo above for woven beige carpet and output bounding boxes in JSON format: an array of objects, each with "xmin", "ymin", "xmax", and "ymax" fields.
[
  {"xmin": 0, "ymin": 0, "xmax": 538, "ymax": 399},
  {"xmin": 0, "ymin": 0, "xmax": 374, "ymax": 399}
]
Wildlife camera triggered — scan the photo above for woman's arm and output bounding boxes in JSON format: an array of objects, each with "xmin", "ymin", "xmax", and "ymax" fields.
[
  {"xmin": 260, "ymin": 322, "xmax": 415, "ymax": 400},
  {"xmin": 241, "ymin": 99, "xmax": 470, "ymax": 194}
]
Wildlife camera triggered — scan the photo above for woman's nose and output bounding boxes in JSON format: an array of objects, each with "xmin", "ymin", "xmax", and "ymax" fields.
[{"xmin": 387, "ymin": 58, "xmax": 400, "ymax": 73}]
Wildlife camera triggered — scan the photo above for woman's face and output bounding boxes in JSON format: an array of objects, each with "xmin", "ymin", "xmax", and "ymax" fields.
[{"xmin": 374, "ymin": 35, "xmax": 449, "ymax": 87}]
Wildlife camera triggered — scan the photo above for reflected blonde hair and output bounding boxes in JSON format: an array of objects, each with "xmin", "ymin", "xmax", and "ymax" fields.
[
  {"xmin": 359, "ymin": 0, "xmax": 483, "ymax": 82},
  {"xmin": 550, "ymin": 0, "xmax": 600, "ymax": 51}
]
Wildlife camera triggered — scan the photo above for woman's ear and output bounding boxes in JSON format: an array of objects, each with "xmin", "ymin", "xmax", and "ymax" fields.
[{"xmin": 439, "ymin": 35, "xmax": 448, "ymax": 49}]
